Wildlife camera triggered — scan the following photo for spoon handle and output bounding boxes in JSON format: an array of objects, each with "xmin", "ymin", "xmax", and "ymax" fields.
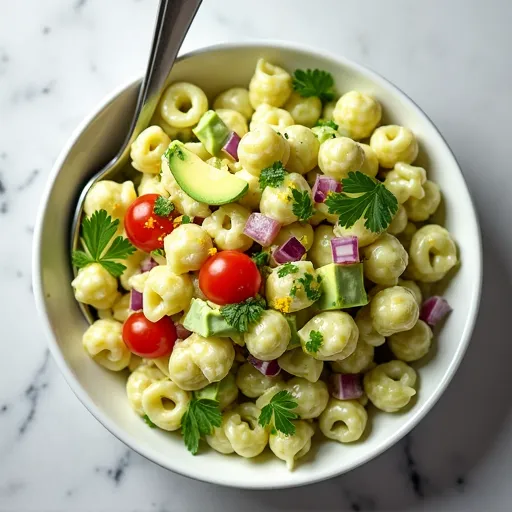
[{"xmin": 118, "ymin": 0, "xmax": 203, "ymax": 162}]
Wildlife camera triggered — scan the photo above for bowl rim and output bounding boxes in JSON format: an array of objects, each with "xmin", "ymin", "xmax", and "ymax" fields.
[{"xmin": 32, "ymin": 40, "xmax": 483, "ymax": 489}]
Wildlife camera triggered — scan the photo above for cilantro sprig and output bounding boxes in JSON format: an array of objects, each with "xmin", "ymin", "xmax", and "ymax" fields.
[
  {"xmin": 220, "ymin": 297, "xmax": 266, "ymax": 333},
  {"xmin": 277, "ymin": 262, "xmax": 299, "ymax": 278},
  {"xmin": 315, "ymin": 119, "xmax": 339, "ymax": 130},
  {"xmin": 305, "ymin": 331, "xmax": 323, "ymax": 353},
  {"xmin": 325, "ymin": 171, "xmax": 398, "ymax": 233},
  {"xmin": 291, "ymin": 189, "xmax": 315, "ymax": 222},
  {"xmin": 153, "ymin": 196, "xmax": 175, "ymax": 217},
  {"xmin": 143, "ymin": 414, "xmax": 157, "ymax": 428},
  {"xmin": 252, "ymin": 251, "xmax": 269, "ymax": 268},
  {"xmin": 72, "ymin": 209, "xmax": 136, "ymax": 278},
  {"xmin": 181, "ymin": 397, "xmax": 222, "ymax": 455},
  {"xmin": 258, "ymin": 390, "xmax": 298, "ymax": 436},
  {"xmin": 292, "ymin": 69, "xmax": 335, "ymax": 102},
  {"xmin": 291, "ymin": 272, "xmax": 322, "ymax": 302},
  {"xmin": 259, "ymin": 161, "xmax": 287, "ymax": 190}
]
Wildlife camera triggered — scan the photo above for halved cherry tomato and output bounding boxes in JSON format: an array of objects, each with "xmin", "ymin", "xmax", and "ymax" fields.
[
  {"xmin": 122, "ymin": 312, "xmax": 177, "ymax": 358},
  {"xmin": 199, "ymin": 250, "xmax": 261, "ymax": 305},
  {"xmin": 124, "ymin": 194, "xmax": 176, "ymax": 252}
]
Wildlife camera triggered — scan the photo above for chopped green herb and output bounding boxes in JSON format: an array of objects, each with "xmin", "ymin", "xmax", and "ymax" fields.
[
  {"xmin": 143, "ymin": 414, "xmax": 157, "ymax": 428},
  {"xmin": 292, "ymin": 69, "xmax": 335, "ymax": 102},
  {"xmin": 305, "ymin": 331, "xmax": 323, "ymax": 353},
  {"xmin": 181, "ymin": 215, "xmax": 192, "ymax": 224},
  {"xmin": 220, "ymin": 297, "xmax": 266, "ymax": 333},
  {"xmin": 72, "ymin": 209, "xmax": 136, "ymax": 278},
  {"xmin": 181, "ymin": 398, "xmax": 222, "ymax": 455},
  {"xmin": 277, "ymin": 262, "xmax": 299, "ymax": 278},
  {"xmin": 284, "ymin": 132, "xmax": 289, "ymax": 140},
  {"xmin": 325, "ymin": 171, "xmax": 398, "ymax": 233},
  {"xmin": 315, "ymin": 119, "xmax": 339, "ymax": 130},
  {"xmin": 259, "ymin": 161, "xmax": 287, "ymax": 190},
  {"xmin": 151, "ymin": 248, "xmax": 165, "ymax": 258},
  {"xmin": 291, "ymin": 189, "xmax": 314, "ymax": 222},
  {"xmin": 297, "ymin": 273, "xmax": 322, "ymax": 302},
  {"xmin": 252, "ymin": 251, "xmax": 270, "ymax": 268},
  {"xmin": 153, "ymin": 196, "xmax": 175, "ymax": 217},
  {"xmin": 165, "ymin": 143, "xmax": 184, "ymax": 161},
  {"xmin": 258, "ymin": 390, "xmax": 298, "ymax": 436}
]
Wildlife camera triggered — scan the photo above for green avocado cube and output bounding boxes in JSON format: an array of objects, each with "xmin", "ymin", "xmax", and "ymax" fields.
[
  {"xmin": 311, "ymin": 125, "xmax": 339, "ymax": 144},
  {"xmin": 182, "ymin": 299, "xmax": 238, "ymax": 337},
  {"xmin": 316, "ymin": 263, "xmax": 368, "ymax": 311},
  {"xmin": 192, "ymin": 110, "xmax": 231, "ymax": 156}
]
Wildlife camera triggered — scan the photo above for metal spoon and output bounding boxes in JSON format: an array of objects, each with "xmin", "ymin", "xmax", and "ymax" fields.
[{"xmin": 71, "ymin": 0, "xmax": 202, "ymax": 323}]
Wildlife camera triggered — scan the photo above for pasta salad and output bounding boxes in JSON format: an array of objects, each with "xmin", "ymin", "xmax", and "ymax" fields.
[{"xmin": 71, "ymin": 58, "xmax": 457, "ymax": 470}]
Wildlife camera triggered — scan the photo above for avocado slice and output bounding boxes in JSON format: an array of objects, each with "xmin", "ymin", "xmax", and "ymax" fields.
[
  {"xmin": 316, "ymin": 263, "xmax": 368, "ymax": 310},
  {"xmin": 166, "ymin": 141, "xmax": 248, "ymax": 205},
  {"xmin": 182, "ymin": 298, "xmax": 239, "ymax": 337},
  {"xmin": 193, "ymin": 110, "xmax": 231, "ymax": 156}
]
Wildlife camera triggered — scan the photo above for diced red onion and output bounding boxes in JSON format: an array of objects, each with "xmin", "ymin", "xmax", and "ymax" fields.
[
  {"xmin": 273, "ymin": 236, "xmax": 306, "ymax": 264},
  {"xmin": 175, "ymin": 323, "xmax": 192, "ymax": 340},
  {"xmin": 247, "ymin": 355, "xmax": 281, "ymax": 377},
  {"xmin": 192, "ymin": 216, "xmax": 203, "ymax": 226},
  {"xmin": 140, "ymin": 256, "xmax": 158, "ymax": 272},
  {"xmin": 243, "ymin": 213, "xmax": 281, "ymax": 247},
  {"xmin": 420, "ymin": 296, "xmax": 452, "ymax": 327},
  {"xmin": 130, "ymin": 289, "xmax": 143, "ymax": 311},
  {"xmin": 312, "ymin": 175, "xmax": 342, "ymax": 203},
  {"xmin": 330, "ymin": 373, "xmax": 363, "ymax": 400},
  {"xmin": 222, "ymin": 131, "xmax": 241, "ymax": 161},
  {"xmin": 331, "ymin": 236, "xmax": 359, "ymax": 264}
]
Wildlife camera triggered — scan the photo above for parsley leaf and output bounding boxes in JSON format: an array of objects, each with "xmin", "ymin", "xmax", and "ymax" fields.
[
  {"xmin": 181, "ymin": 215, "xmax": 191, "ymax": 224},
  {"xmin": 143, "ymin": 414, "xmax": 157, "ymax": 428},
  {"xmin": 152, "ymin": 248, "xmax": 165, "ymax": 258},
  {"xmin": 325, "ymin": 171, "xmax": 398, "ymax": 233},
  {"xmin": 277, "ymin": 262, "xmax": 299, "ymax": 278},
  {"xmin": 258, "ymin": 390, "xmax": 298, "ymax": 436},
  {"xmin": 292, "ymin": 69, "xmax": 335, "ymax": 102},
  {"xmin": 165, "ymin": 142, "xmax": 185, "ymax": 161},
  {"xmin": 153, "ymin": 196, "xmax": 175, "ymax": 217},
  {"xmin": 181, "ymin": 398, "xmax": 222, "ymax": 455},
  {"xmin": 259, "ymin": 161, "xmax": 287, "ymax": 190},
  {"xmin": 72, "ymin": 209, "xmax": 136, "ymax": 278},
  {"xmin": 291, "ymin": 189, "xmax": 314, "ymax": 222},
  {"xmin": 252, "ymin": 251, "xmax": 269, "ymax": 268},
  {"xmin": 315, "ymin": 119, "xmax": 339, "ymax": 130},
  {"xmin": 220, "ymin": 297, "xmax": 266, "ymax": 333},
  {"xmin": 305, "ymin": 330, "xmax": 323, "ymax": 353},
  {"xmin": 297, "ymin": 273, "xmax": 322, "ymax": 302}
]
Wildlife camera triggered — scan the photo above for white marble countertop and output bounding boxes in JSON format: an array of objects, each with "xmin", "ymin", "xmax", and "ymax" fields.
[{"xmin": 1, "ymin": 0, "xmax": 512, "ymax": 510}]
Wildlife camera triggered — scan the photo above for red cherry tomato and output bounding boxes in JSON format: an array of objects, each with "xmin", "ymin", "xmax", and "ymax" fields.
[
  {"xmin": 124, "ymin": 194, "xmax": 176, "ymax": 252},
  {"xmin": 199, "ymin": 250, "xmax": 261, "ymax": 305},
  {"xmin": 122, "ymin": 312, "xmax": 177, "ymax": 358}
]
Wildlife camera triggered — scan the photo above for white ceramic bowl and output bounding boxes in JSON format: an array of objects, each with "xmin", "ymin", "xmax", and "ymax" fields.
[{"xmin": 33, "ymin": 42, "xmax": 482, "ymax": 489}]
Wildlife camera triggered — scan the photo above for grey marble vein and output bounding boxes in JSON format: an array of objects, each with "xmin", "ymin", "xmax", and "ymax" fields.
[
  {"xmin": 18, "ymin": 350, "xmax": 51, "ymax": 436},
  {"xmin": 16, "ymin": 169, "xmax": 40, "ymax": 191}
]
